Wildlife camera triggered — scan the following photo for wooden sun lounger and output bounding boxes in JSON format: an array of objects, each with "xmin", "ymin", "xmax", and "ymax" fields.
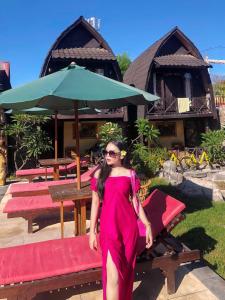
[
  {"xmin": 3, "ymin": 194, "xmax": 75, "ymax": 233},
  {"xmin": 9, "ymin": 165, "xmax": 99, "ymax": 197},
  {"xmin": 0, "ymin": 190, "xmax": 201, "ymax": 299},
  {"xmin": 15, "ymin": 159, "xmax": 88, "ymax": 182}
]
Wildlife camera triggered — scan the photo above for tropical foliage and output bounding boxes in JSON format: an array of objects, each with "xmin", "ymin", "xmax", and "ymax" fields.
[
  {"xmin": 131, "ymin": 119, "xmax": 168, "ymax": 178},
  {"xmin": 201, "ymin": 129, "xmax": 225, "ymax": 164},
  {"xmin": 4, "ymin": 114, "xmax": 52, "ymax": 170},
  {"xmin": 117, "ymin": 53, "xmax": 132, "ymax": 76},
  {"xmin": 98, "ymin": 122, "xmax": 126, "ymax": 149}
]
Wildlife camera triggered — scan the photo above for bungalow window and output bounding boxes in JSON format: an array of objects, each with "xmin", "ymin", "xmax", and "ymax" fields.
[
  {"xmin": 157, "ymin": 122, "xmax": 177, "ymax": 137},
  {"xmin": 73, "ymin": 123, "xmax": 97, "ymax": 139}
]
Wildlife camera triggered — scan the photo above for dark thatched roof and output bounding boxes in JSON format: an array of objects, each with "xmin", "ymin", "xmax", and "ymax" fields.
[
  {"xmin": 52, "ymin": 48, "xmax": 116, "ymax": 61},
  {"xmin": 124, "ymin": 27, "xmax": 208, "ymax": 90},
  {"xmin": 40, "ymin": 16, "xmax": 118, "ymax": 77},
  {"xmin": 154, "ymin": 54, "xmax": 211, "ymax": 68}
]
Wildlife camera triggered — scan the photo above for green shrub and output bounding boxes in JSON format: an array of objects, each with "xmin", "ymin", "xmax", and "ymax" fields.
[
  {"xmin": 130, "ymin": 118, "xmax": 168, "ymax": 177},
  {"xmin": 135, "ymin": 118, "xmax": 160, "ymax": 144},
  {"xmin": 131, "ymin": 143, "xmax": 168, "ymax": 178},
  {"xmin": 201, "ymin": 129, "xmax": 225, "ymax": 164}
]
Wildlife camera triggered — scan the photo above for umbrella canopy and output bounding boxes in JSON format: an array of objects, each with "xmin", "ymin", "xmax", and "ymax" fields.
[
  {"xmin": 0, "ymin": 63, "xmax": 159, "ymax": 111},
  {"xmin": 0, "ymin": 63, "xmax": 159, "ymax": 188}
]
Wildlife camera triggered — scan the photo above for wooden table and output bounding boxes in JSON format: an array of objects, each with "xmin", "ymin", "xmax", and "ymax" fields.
[
  {"xmin": 39, "ymin": 158, "xmax": 74, "ymax": 180},
  {"xmin": 49, "ymin": 182, "xmax": 92, "ymax": 238}
]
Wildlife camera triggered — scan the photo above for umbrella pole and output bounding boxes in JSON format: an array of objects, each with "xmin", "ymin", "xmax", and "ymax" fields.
[
  {"xmin": 54, "ymin": 110, "xmax": 58, "ymax": 160},
  {"xmin": 74, "ymin": 102, "xmax": 81, "ymax": 190}
]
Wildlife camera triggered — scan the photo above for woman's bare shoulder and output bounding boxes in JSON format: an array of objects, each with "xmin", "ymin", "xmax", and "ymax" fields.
[{"xmin": 93, "ymin": 169, "xmax": 101, "ymax": 179}]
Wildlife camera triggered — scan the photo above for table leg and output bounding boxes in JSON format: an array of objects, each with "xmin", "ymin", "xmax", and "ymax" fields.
[
  {"xmin": 77, "ymin": 201, "xmax": 81, "ymax": 235},
  {"xmin": 60, "ymin": 201, "xmax": 64, "ymax": 238},
  {"xmin": 74, "ymin": 202, "xmax": 78, "ymax": 236},
  {"xmin": 53, "ymin": 166, "xmax": 59, "ymax": 180},
  {"xmin": 80, "ymin": 200, "xmax": 86, "ymax": 234}
]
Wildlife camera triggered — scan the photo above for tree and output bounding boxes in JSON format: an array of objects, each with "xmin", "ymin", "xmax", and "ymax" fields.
[
  {"xmin": 4, "ymin": 114, "xmax": 53, "ymax": 170},
  {"xmin": 117, "ymin": 53, "xmax": 132, "ymax": 76}
]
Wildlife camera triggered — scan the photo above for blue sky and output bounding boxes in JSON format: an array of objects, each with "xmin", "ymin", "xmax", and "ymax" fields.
[{"xmin": 1, "ymin": 0, "xmax": 225, "ymax": 87}]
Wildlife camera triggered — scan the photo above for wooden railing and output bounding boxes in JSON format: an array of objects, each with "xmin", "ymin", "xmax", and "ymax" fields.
[
  {"xmin": 100, "ymin": 107, "xmax": 124, "ymax": 114},
  {"xmin": 215, "ymin": 96, "xmax": 225, "ymax": 107},
  {"xmin": 146, "ymin": 96, "xmax": 212, "ymax": 116}
]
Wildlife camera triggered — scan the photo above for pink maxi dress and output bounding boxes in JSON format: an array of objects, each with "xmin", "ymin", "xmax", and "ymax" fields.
[{"xmin": 90, "ymin": 174, "xmax": 141, "ymax": 300}]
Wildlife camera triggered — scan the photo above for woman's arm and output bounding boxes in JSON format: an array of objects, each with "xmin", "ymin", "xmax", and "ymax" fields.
[
  {"xmin": 90, "ymin": 190, "xmax": 100, "ymax": 235},
  {"xmin": 138, "ymin": 204, "xmax": 151, "ymax": 228},
  {"xmin": 138, "ymin": 202, "xmax": 153, "ymax": 248}
]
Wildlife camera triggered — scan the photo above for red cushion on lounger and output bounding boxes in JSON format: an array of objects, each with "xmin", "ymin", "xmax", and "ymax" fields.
[
  {"xmin": 74, "ymin": 165, "xmax": 99, "ymax": 182},
  {"xmin": 136, "ymin": 189, "xmax": 186, "ymax": 255},
  {"xmin": 16, "ymin": 168, "xmax": 53, "ymax": 177},
  {"xmin": 59, "ymin": 158, "xmax": 89, "ymax": 172},
  {"xmin": 16, "ymin": 158, "xmax": 89, "ymax": 177},
  {"xmin": 8, "ymin": 179, "xmax": 75, "ymax": 196},
  {"xmin": 3, "ymin": 195, "xmax": 74, "ymax": 214},
  {"xmin": 0, "ymin": 235, "xmax": 102, "ymax": 285}
]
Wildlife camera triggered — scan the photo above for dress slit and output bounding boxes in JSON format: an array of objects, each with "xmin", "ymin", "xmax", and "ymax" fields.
[{"xmin": 103, "ymin": 245, "xmax": 124, "ymax": 300}]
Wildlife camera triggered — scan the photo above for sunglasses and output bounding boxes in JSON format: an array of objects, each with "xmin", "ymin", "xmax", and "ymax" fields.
[{"xmin": 102, "ymin": 150, "xmax": 120, "ymax": 158}]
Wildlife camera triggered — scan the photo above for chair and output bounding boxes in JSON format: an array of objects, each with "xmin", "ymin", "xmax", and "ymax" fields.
[
  {"xmin": 0, "ymin": 190, "xmax": 200, "ymax": 300},
  {"xmin": 15, "ymin": 158, "xmax": 89, "ymax": 182}
]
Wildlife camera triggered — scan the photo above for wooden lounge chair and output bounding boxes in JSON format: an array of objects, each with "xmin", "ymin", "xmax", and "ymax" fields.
[
  {"xmin": 3, "ymin": 194, "xmax": 75, "ymax": 233},
  {"xmin": 15, "ymin": 159, "xmax": 88, "ymax": 182},
  {"xmin": 10, "ymin": 165, "xmax": 99, "ymax": 197},
  {"xmin": 5, "ymin": 166, "xmax": 100, "ymax": 232},
  {"xmin": 0, "ymin": 190, "xmax": 201, "ymax": 300}
]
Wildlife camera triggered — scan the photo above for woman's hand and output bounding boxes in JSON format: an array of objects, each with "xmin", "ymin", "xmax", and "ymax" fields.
[
  {"xmin": 89, "ymin": 232, "xmax": 98, "ymax": 251},
  {"xmin": 146, "ymin": 225, "xmax": 153, "ymax": 249}
]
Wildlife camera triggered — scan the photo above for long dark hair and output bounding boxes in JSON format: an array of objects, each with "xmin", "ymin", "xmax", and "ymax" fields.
[{"xmin": 96, "ymin": 141, "xmax": 130, "ymax": 200}]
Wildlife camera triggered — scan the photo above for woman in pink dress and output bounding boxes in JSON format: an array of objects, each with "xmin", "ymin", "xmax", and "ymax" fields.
[{"xmin": 89, "ymin": 141, "xmax": 153, "ymax": 300}]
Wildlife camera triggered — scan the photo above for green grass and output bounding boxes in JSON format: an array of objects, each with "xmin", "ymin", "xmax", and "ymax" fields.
[{"xmin": 148, "ymin": 177, "xmax": 225, "ymax": 279}]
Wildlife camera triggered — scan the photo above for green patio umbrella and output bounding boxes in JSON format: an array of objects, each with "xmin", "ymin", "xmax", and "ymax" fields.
[{"xmin": 0, "ymin": 62, "xmax": 159, "ymax": 188}]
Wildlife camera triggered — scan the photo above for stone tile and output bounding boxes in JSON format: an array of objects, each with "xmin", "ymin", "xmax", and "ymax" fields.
[
  {"xmin": 0, "ymin": 235, "xmax": 25, "ymax": 247},
  {"xmin": 186, "ymin": 290, "xmax": 218, "ymax": 300},
  {"xmin": 166, "ymin": 267, "xmax": 207, "ymax": 298},
  {"xmin": 133, "ymin": 269, "xmax": 165, "ymax": 300},
  {"xmin": 80, "ymin": 290, "xmax": 103, "ymax": 300},
  {"xmin": 188, "ymin": 262, "xmax": 225, "ymax": 299},
  {"xmin": 201, "ymin": 277, "xmax": 225, "ymax": 300},
  {"xmin": 189, "ymin": 262, "xmax": 220, "ymax": 280}
]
